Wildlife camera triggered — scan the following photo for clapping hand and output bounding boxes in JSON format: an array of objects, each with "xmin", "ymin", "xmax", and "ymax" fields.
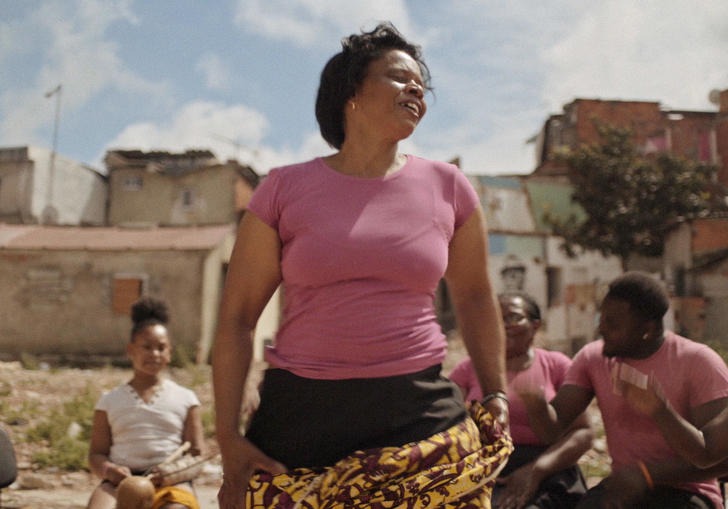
[
  {"xmin": 615, "ymin": 365, "xmax": 666, "ymax": 417},
  {"xmin": 510, "ymin": 368, "xmax": 546, "ymax": 408}
]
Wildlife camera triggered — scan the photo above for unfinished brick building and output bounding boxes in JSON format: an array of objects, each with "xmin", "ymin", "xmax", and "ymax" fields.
[
  {"xmin": 533, "ymin": 89, "xmax": 728, "ymax": 186},
  {"xmin": 529, "ymin": 89, "xmax": 728, "ymax": 345}
]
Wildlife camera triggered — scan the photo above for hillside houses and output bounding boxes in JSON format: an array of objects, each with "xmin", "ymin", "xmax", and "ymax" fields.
[
  {"xmin": 105, "ymin": 149, "xmax": 259, "ymax": 227},
  {"xmin": 468, "ymin": 175, "xmax": 621, "ymax": 353},
  {"xmin": 533, "ymin": 89, "xmax": 728, "ymax": 184},
  {"xmin": 3, "ymin": 87, "xmax": 728, "ymax": 362},
  {"xmin": 0, "ymin": 148, "xmax": 279, "ymax": 364},
  {"xmin": 0, "ymin": 223, "xmax": 234, "ymax": 363},
  {"xmin": 530, "ymin": 88, "xmax": 728, "ymax": 345},
  {"xmin": 0, "ymin": 146, "xmax": 106, "ymax": 226}
]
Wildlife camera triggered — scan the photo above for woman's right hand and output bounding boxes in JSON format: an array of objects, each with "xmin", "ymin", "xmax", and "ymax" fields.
[{"xmin": 217, "ymin": 434, "xmax": 287, "ymax": 509}]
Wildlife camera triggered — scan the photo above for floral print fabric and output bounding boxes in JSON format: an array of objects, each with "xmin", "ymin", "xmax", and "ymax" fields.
[{"xmin": 246, "ymin": 402, "xmax": 513, "ymax": 508}]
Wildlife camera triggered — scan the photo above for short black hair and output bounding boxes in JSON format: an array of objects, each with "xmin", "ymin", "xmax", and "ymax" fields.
[
  {"xmin": 605, "ymin": 272, "xmax": 669, "ymax": 322},
  {"xmin": 130, "ymin": 296, "xmax": 169, "ymax": 342},
  {"xmin": 315, "ymin": 21, "xmax": 431, "ymax": 149},
  {"xmin": 499, "ymin": 292, "xmax": 541, "ymax": 321}
]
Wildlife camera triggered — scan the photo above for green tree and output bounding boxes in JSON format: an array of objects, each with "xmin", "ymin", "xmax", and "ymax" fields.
[{"xmin": 545, "ymin": 123, "xmax": 721, "ymax": 264}]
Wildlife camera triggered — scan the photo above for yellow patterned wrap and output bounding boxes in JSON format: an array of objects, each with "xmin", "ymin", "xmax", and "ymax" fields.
[
  {"xmin": 152, "ymin": 485, "xmax": 200, "ymax": 509},
  {"xmin": 247, "ymin": 402, "xmax": 513, "ymax": 508}
]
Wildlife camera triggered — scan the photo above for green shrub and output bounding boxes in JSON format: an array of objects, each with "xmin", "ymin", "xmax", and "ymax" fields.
[
  {"xmin": 0, "ymin": 399, "xmax": 39, "ymax": 426},
  {"xmin": 32, "ymin": 436, "xmax": 89, "ymax": 470},
  {"xmin": 26, "ymin": 384, "xmax": 99, "ymax": 470},
  {"xmin": 201, "ymin": 408, "xmax": 216, "ymax": 438},
  {"xmin": 170, "ymin": 345, "xmax": 193, "ymax": 368},
  {"xmin": 0, "ymin": 379, "xmax": 11, "ymax": 397},
  {"xmin": 19, "ymin": 352, "xmax": 40, "ymax": 370}
]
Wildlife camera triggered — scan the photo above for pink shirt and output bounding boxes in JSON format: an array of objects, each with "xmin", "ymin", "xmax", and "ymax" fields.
[
  {"xmin": 248, "ymin": 156, "xmax": 479, "ymax": 379},
  {"xmin": 565, "ymin": 331, "xmax": 728, "ymax": 508},
  {"xmin": 449, "ymin": 349, "xmax": 571, "ymax": 445}
]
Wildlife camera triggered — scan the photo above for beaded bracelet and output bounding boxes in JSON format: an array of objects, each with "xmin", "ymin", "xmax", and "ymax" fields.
[{"xmin": 481, "ymin": 390, "xmax": 509, "ymax": 406}]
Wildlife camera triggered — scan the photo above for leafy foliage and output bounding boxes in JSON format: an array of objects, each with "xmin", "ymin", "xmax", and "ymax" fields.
[
  {"xmin": 26, "ymin": 385, "xmax": 98, "ymax": 470},
  {"xmin": 545, "ymin": 123, "xmax": 720, "ymax": 261}
]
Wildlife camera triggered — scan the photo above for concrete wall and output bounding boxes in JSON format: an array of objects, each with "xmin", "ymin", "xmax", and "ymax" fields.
[
  {"xmin": 0, "ymin": 157, "xmax": 33, "ymax": 222},
  {"xmin": 0, "ymin": 146, "xmax": 106, "ymax": 225},
  {"xmin": 108, "ymin": 165, "xmax": 241, "ymax": 226},
  {"xmin": 253, "ymin": 287, "xmax": 283, "ymax": 360},
  {"xmin": 663, "ymin": 222, "xmax": 694, "ymax": 295},
  {"xmin": 488, "ymin": 233, "xmax": 547, "ymax": 303},
  {"xmin": 197, "ymin": 234, "xmax": 236, "ymax": 363},
  {"xmin": 544, "ymin": 236, "xmax": 622, "ymax": 353},
  {"xmin": 697, "ymin": 258, "xmax": 728, "ymax": 345},
  {"xmin": 0, "ymin": 249, "xmax": 210, "ymax": 362}
]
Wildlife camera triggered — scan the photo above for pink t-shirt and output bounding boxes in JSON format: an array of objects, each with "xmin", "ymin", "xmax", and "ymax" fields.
[
  {"xmin": 565, "ymin": 331, "xmax": 728, "ymax": 508},
  {"xmin": 449, "ymin": 348, "xmax": 571, "ymax": 445},
  {"xmin": 248, "ymin": 155, "xmax": 479, "ymax": 380}
]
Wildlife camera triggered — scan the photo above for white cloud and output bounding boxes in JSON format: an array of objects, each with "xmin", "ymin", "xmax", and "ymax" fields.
[
  {"xmin": 102, "ymin": 101, "xmax": 267, "ymax": 160},
  {"xmin": 196, "ymin": 53, "xmax": 232, "ymax": 91},
  {"xmin": 0, "ymin": 0, "xmax": 167, "ymax": 145},
  {"xmin": 541, "ymin": 1, "xmax": 728, "ymax": 112},
  {"xmin": 233, "ymin": 0, "xmax": 414, "ymax": 47},
  {"xmin": 413, "ymin": 109, "xmax": 540, "ymax": 176},
  {"xmin": 102, "ymin": 100, "xmax": 333, "ymax": 173},
  {"xmin": 253, "ymin": 131, "xmax": 333, "ymax": 173}
]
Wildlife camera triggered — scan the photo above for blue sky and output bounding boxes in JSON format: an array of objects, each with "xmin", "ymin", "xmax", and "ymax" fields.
[{"xmin": 2, "ymin": 0, "xmax": 727, "ymax": 175}]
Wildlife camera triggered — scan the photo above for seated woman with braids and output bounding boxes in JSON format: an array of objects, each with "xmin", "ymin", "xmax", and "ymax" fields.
[{"xmin": 87, "ymin": 297, "xmax": 206, "ymax": 509}]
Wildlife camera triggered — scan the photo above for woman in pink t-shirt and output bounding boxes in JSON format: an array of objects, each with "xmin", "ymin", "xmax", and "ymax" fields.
[
  {"xmin": 451, "ymin": 293, "xmax": 592, "ymax": 509},
  {"xmin": 213, "ymin": 21, "xmax": 511, "ymax": 509}
]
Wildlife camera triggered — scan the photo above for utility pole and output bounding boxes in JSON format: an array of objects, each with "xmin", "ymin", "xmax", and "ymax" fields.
[{"xmin": 43, "ymin": 84, "xmax": 62, "ymax": 224}]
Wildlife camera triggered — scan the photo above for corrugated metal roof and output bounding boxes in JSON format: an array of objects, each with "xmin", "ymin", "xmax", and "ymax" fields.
[{"xmin": 0, "ymin": 224, "xmax": 234, "ymax": 251}]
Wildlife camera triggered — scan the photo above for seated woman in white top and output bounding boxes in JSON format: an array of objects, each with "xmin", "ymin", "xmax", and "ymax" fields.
[{"xmin": 86, "ymin": 297, "xmax": 205, "ymax": 509}]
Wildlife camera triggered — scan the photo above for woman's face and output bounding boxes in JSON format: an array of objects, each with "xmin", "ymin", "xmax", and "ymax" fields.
[
  {"xmin": 500, "ymin": 296, "xmax": 540, "ymax": 359},
  {"xmin": 347, "ymin": 49, "xmax": 427, "ymax": 142}
]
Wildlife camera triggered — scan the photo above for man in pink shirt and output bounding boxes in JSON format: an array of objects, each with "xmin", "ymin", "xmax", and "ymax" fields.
[{"xmin": 519, "ymin": 272, "xmax": 728, "ymax": 508}]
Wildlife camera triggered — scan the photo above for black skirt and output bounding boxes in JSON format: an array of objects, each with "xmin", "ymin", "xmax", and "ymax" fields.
[{"xmin": 245, "ymin": 364, "xmax": 467, "ymax": 469}]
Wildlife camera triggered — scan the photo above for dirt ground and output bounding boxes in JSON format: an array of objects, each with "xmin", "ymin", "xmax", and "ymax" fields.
[
  {"xmin": 0, "ymin": 338, "xmax": 610, "ymax": 508},
  {"xmin": 0, "ymin": 360, "xmax": 223, "ymax": 509}
]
